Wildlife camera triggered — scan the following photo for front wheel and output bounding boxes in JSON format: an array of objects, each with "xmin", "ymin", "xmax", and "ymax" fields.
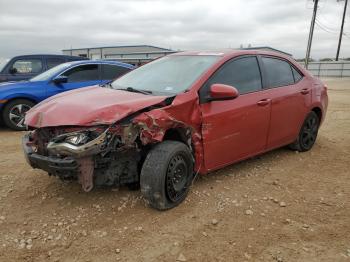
[
  {"xmin": 140, "ymin": 141, "xmax": 194, "ymax": 210},
  {"xmin": 289, "ymin": 111, "xmax": 320, "ymax": 152},
  {"xmin": 2, "ymin": 99, "xmax": 35, "ymax": 131}
]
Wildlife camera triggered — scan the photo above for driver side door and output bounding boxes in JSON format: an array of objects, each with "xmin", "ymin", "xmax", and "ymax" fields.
[
  {"xmin": 47, "ymin": 64, "xmax": 102, "ymax": 97},
  {"xmin": 200, "ymin": 56, "xmax": 271, "ymax": 171}
]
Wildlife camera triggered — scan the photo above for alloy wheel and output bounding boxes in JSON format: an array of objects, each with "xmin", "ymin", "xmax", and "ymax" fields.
[
  {"xmin": 9, "ymin": 104, "xmax": 32, "ymax": 128},
  {"xmin": 300, "ymin": 114, "xmax": 319, "ymax": 149}
]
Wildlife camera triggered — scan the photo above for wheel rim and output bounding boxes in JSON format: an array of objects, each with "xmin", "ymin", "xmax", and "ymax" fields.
[
  {"xmin": 9, "ymin": 104, "xmax": 31, "ymax": 128},
  {"xmin": 301, "ymin": 115, "xmax": 318, "ymax": 149},
  {"xmin": 166, "ymin": 154, "xmax": 189, "ymax": 202}
]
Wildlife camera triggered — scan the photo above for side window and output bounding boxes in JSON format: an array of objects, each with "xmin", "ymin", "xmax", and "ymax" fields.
[
  {"xmin": 262, "ymin": 57, "xmax": 295, "ymax": 88},
  {"xmin": 47, "ymin": 58, "xmax": 65, "ymax": 69},
  {"xmin": 101, "ymin": 64, "xmax": 130, "ymax": 80},
  {"xmin": 62, "ymin": 64, "xmax": 99, "ymax": 82},
  {"xmin": 291, "ymin": 66, "xmax": 303, "ymax": 82},
  {"xmin": 205, "ymin": 56, "xmax": 262, "ymax": 96},
  {"xmin": 11, "ymin": 59, "xmax": 43, "ymax": 74}
]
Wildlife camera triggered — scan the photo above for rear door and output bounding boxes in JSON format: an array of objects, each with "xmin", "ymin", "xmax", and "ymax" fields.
[
  {"xmin": 46, "ymin": 63, "xmax": 101, "ymax": 97},
  {"xmin": 260, "ymin": 56, "xmax": 311, "ymax": 149},
  {"xmin": 200, "ymin": 56, "xmax": 271, "ymax": 171}
]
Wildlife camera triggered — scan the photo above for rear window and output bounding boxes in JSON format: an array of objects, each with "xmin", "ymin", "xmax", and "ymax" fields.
[
  {"xmin": 47, "ymin": 58, "xmax": 65, "ymax": 69},
  {"xmin": 262, "ymin": 57, "xmax": 295, "ymax": 88},
  {"xmin": 101, "ymin": 64, "xmax": 130, "ymax": 80},
  {"xmin": 12, "ymin": 59, "xmax": 43, "ymax": 74}
]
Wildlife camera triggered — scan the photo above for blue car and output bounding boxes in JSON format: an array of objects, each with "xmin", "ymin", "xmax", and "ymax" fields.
[
  {"xmin": 0, "ymin": 60, "xmax": 134, "ymax": 130},
  {"xmin": 0, "ymin": 54, "xmax": 88, "ymax": 83}
]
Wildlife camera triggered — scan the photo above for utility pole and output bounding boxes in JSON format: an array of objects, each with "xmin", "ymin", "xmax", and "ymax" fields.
[
  {"xmin": 305, "ymin": 0, "xmax": 319, "ymax": 69},
  {"xmin": 336, "ymin": 0, "xmax": 348, "ymax": 61}
]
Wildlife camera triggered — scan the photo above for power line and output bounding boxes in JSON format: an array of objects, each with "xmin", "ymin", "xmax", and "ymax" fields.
[
  {"xmin": 317, "ymin": 0, "xmax": 350, "ymax": 33},
  {"xmin": 315, "ymin": 17, "xmax": 350, "ymax": 41},
  {"xmin": 316, "ymin": 18, "xmax": 350, "ymax": 36},
  {"xmin": 315, "ymin": 18, "xmax": 338, "ymax": 33},
  {"xmin": 305, "ymin": 0, "xmax": 349, "ymax": 62}
]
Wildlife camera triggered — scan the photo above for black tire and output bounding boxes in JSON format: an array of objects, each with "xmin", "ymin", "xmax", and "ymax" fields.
[
  {"xmin": 289, "ymin": 111, "xmax": 320, "ymax": 152},
  {"xmin": 140, "ymin": 140, "xmax": 194, "ymax": 210},
  {"xmin": 126, "ymin": 182, "xmax": 140, "ymax": 191},
  {"xmin": 2, "ymin": 99, "xmax": 35, "ymax": 131}
]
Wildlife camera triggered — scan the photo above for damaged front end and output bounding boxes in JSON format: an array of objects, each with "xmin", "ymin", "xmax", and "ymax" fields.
[
  {"xmin": 22, "ymin": 90, "xmax": 204, "ymax": 193},
  {"xmin": 23, "ymin": 125, "xmax": 142, "ymax": 192}
]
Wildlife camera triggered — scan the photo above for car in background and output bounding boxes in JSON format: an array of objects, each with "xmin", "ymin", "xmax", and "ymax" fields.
[
  {"xmin": 0, "ymin": 60, "xmax": 134, "ymax": 130},
  {"xmin": 22, "ymin": 50, "xmax": 328, "ymax": 210},
  {"xmin": 0, "ymin": 54, "xmax": 89, "ymax": 83}
]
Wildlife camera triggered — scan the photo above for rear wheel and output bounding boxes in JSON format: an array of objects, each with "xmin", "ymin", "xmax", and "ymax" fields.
[
  {"xmin": 2, "ymin": 99, "xmax": 34, "ymax": 131},
  {"xmin": 140, "ymin": 141, "xmax": 194, "ymax": 210},
  {"xmin": 289, "ymin": 111, "xmax": 319, "ymax": 152}
]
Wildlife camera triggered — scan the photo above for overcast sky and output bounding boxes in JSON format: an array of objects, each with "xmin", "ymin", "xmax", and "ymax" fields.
[{"xmin": 0, "ymin": 0, "xmax": 349, "ymax": 63}]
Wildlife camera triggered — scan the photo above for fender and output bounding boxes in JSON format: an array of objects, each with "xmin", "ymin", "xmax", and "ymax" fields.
[{"xmin": 0, "ymin": 93, "xmax": 40, "ymax": 110}]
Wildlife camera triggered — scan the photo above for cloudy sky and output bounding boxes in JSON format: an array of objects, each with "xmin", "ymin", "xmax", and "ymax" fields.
[{"xmin": 0, "ymin": 0, "xmax": 349, "ymax": 64}]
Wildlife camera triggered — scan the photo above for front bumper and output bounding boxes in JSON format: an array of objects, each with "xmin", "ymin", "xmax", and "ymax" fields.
[{"xmin": 22, "ymin": 134, "xmax": 78, "ymax": 177}]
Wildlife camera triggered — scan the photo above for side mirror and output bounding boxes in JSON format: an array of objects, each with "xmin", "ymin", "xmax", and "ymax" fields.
[
  {"xmin": 9, "ymin": 68, "xmax": 17, "ymax": 74},
  {"xmin": 208, "ymin": 83, "xmax": 239, "ymax": 101},
  {"xmin": 52, "ymin": 75, "xmax": 68, "ymax": 84}
]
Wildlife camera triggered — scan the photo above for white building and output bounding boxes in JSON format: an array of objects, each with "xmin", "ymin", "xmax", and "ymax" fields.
[{"xmin": 62, "ymin": 45, "xmax": 177, "ymax": 66}]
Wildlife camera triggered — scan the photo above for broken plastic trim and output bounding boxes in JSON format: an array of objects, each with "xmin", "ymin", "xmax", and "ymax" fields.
[
  {"xmin": 114, "ymin": 96, "xmax": 176, "ymax": 126},
  {"xmin": 47, "ymin": 129, "xmax": 109, "ymax": 157}
]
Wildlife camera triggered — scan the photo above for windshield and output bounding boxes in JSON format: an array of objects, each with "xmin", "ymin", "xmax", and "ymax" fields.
[
  {"xmin": 111, "ymin": 55, "xmax": 219, "ymax": 95},
  {"xmin": 30, "ymin": 62, "xmax": 72, "ymax": 82},
  {"xmin": 0, "ymin": 58, "xmax": 9, "ymax": 72}
]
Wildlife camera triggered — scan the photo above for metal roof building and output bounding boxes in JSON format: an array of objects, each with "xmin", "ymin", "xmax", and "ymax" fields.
[
  {"xmin": 62, "ymin": 45, "xmax": 292, "ymax": 66},
  {"xmin": 62, "ymin": 45, "xmax": 176, "ymax": 66}
]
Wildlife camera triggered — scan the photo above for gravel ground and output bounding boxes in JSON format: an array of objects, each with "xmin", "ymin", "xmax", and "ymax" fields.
[{"xmin": 0, "ymin": 78, "xmax": 349, "ymax": 262}]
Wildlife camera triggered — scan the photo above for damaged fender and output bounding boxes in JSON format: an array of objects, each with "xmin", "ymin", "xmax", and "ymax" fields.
[{"xmin": 131, "ymin": 92, "xmax": 204, "ymax": 172}]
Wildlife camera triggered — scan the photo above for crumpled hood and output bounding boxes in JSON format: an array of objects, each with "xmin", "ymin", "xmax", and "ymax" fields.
[{"xmin": 25, "ymin": 86, "xmax": 168, "ymax": 128}]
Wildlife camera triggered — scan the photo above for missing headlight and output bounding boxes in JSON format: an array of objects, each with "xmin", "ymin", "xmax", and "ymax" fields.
[
  {"xmin": 51, "ymin": 130, "xmax": 101, "ymax": 145},
  {"xmin": 47, "ymin": 129, "xmax": 109, "ymax": 157},
  {"xmin": 64, "ymin": 132, "xmax": 90, "ymax": 146}
]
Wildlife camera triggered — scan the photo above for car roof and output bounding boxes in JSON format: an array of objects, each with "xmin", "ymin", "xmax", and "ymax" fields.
[
  {"xmin": 64, "ymin": 60, "xmax": 135, "ymax": 69},
  {"xmin": 170, "ymin": 49, "xmax": 293, "ymax": 61},
  {"xmin": 11, "ymin": 54, "xmax": 87, "ymax": 59}
]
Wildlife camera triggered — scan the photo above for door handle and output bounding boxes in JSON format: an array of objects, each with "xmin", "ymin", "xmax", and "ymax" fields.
[
  {"xmin": 257, "ymin": 99, "xmax": 271, "ymax": 106},
  {"xmin": 301, "ymin": 88, "xmax": 310, "ymax": 95}
]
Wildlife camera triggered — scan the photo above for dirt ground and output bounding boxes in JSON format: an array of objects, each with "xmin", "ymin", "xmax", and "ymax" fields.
[{"xmin": 0, "ymin": 78, "xmax": 349, "ymax": 262}]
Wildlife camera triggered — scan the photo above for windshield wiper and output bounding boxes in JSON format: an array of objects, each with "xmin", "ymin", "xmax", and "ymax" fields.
[
  {"xmin": 100, "ymin": 82, "xmax": 112, "ymax": 88},
  {"xmin": 118, "ymin": 87, "xmax": 152, "ymax": 95}
]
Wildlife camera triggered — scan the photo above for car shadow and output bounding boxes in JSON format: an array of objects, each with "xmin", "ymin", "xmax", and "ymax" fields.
[
  {"xmin": 42, "ymin": 147, "xmax": 295, "ymax": 203},
  {"xmin": 192, "ymin": 146, "xmax": 295, "ymax": 187}
]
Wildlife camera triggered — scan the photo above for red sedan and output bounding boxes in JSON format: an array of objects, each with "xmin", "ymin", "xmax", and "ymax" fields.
[{"xmin": 23, "ymin": 49, "xmax": 328, "ymax": 210}]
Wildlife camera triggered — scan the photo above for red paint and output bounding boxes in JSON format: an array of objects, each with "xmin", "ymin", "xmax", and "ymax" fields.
[
  {"xmin": 200, "ymin": 89, "xmax": 272, "ymax": 170},
  {"xmin": 25, "ymin": 50, "xmax": 328, "ymax": 175},
  {"xmin": 25, "ymin": 86, "xmax": 167, "ymax": 127},
  {"xmin": 210, "ymin": 84, "xmax": 239, "ymax": 100}
]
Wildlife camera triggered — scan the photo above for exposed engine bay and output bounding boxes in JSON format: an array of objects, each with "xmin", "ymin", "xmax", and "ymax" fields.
[{"xmin": 23, "ymin": 125, "xmax": 144, "ymax": 191}]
